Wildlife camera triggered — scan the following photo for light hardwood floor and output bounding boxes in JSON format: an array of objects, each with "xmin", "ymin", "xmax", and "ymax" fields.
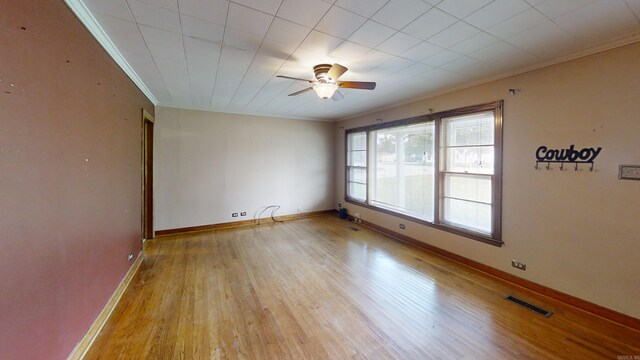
[{"xmin": 86, "ymin": 215, "xmax": 640, "ymax": 359}]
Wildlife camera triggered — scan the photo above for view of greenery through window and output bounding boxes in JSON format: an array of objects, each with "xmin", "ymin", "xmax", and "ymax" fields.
[{"xmin": 371, "ymin": 123, "xmax": 435, "ymax": 221}]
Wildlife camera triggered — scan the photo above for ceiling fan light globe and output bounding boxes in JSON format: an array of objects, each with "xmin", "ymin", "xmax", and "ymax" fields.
[{"xmin": 313, "ymin": 83, "xmax": 338, "ymax": 99}]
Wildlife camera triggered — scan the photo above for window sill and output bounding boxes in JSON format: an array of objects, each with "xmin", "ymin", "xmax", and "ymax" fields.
[{"xmin": 344, "ymin": 197, "xmax": 503, "ymax": 247}]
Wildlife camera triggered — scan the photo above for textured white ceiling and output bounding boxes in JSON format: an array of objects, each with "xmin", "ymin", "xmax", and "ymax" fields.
[{"xmin": 78, "ymin": 0, "xmax": 640, "ymax": 120}]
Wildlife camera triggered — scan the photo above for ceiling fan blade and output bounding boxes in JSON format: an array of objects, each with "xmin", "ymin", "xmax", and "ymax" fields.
[
  {"xmin": 277, "ymin": 75, "xmax": 315, "ymax": 83},
  {"xmin": 288, "ymin": 87, "xmax": 314, "ymax": 96},
  {"xmin": 331, "ymin": 90, "xmax": 344, "ymax": 101},
  {"xmin": 337, "ymin": 81, "xmax": 376, "ymax": 90},
  {"xmin": 327, "ymin": 63, "xmax": 348, "ymax": 80}
]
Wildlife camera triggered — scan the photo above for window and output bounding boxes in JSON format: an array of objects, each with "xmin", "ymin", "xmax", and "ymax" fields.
[
  {"xmin": 370, "ymin": 123, "xmax": 435, "ymax": 221},
  {"xmin": 440, "ymin": 112, "xmax": 495, "ymax": 234},
  {"xmin": 345, "ymin": 102, "xmax": 502, "ymax": 245},
  {"xmin": 346, "ymin": 132, "xmax": 367, "ymax": 202}
]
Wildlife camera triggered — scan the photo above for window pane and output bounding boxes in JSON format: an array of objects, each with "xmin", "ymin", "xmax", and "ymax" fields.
[
  {"xmin": 403, "ymin": 126, "xmax": 435, "ymax": 220},
  {"xmin": 371, "ymin": 122, "xmax": 434, "ymax": 221},
  {"xmin": 444, "ymin": 174, "xmax": 492, "ymax": 203},
  {"xmin": 444, "ymin": 111, "xmax": 494, "ymax": 146},
  {"xmin": 374, "ymin": 163, "xmax": 398, "ymax": 205},
  {"xmin": 445, "ymin": 146, "xmax": 494, "ymax": 174},
  {"xmin": 348, "ymin": 167, "xmax": 366, "ymax": 183},
  {"xmin": 376, "ymin": 131, "xmax": 396, "ymax": 160},
  {"xmin": 348, "ymin": 150, "xmax": 366, "ymax": 167},
  {"xmin": 443, "ymin": 198, "xmax": 491, "ymax": 233},
  {"xmin": 348, "ymin": 132, "xmax": 367, "ymax": 150},
  {"xmin": 347, "ymin": 132, "xmax": 367, "ymax": 201},
  {"xmin": 348, "ymin": 182, "xmax": 366, "ymax": 201},
  {"xmin": 403, "ymin": 161, "xmax": 434, "ymax": 220},
  {"xmin": 374, "ymin": 130, "xmax": 398, "ymax": 205}
]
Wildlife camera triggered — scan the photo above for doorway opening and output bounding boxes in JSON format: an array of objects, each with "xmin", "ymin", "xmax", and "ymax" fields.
[{"xmin": 142, "ymin": 109, "xmax": 154, "ymax": 241}]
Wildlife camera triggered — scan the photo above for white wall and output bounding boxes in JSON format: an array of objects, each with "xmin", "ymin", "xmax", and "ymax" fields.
[
  {"xmin": 336, "ymin": 42, "xmax": 640, "ymax": 319},
  {"xmin": 155, "ymin": 107, "xmax": 335, "ymax": 230}
]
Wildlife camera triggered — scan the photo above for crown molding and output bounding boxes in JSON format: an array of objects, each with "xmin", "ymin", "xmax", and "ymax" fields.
[{"xmin": 63, "ymin": 0, "xmax": 158, "ymax": 105}]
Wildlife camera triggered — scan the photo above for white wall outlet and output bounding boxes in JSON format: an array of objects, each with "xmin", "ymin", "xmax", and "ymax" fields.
[
  {"xmin": 619, "ymin": 165, "xmax": 640, "ymax": 180},
  {"xmin": 511, "ymin": 260, "xmax": 526, "ymax": 271}
]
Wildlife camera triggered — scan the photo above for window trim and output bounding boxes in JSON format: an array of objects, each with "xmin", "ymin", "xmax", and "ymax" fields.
[
  {"xmin": 344, "ymin": 101, "xmax": 503, "ymax": 247},
  {"xmin": 345, "ymin": 131, "xmax": 369, "ymax": 203}
]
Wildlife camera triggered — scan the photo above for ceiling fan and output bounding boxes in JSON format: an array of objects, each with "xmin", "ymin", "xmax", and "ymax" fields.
[{"xmin": 276, "ymin": 63, "xmax": 376, "ymax": 100}]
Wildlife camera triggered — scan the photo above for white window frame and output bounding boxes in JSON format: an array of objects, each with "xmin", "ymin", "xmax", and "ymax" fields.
[{"xmin": 346, "ymin": 131, "xmax": 368, "ymax": 203}]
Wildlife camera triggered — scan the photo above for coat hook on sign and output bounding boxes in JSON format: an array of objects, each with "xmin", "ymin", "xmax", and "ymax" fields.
[
  {"xmin": 560, "ymin": 162, "xmax": 564, "ymax": 171},
  {"xmin": 590, "ymin": 162, "xmax": 594, "ymax": 172},
  {"xmin": 575, "ymin": 162, "xmax": 579, "ymax": 171},
  {"xmin": 535, "ymin": 162, "xmax": 539, "ymax": 170},
  {"xmin": 546, "ymin": 162, "xmax": 551, "ymax": 170}
]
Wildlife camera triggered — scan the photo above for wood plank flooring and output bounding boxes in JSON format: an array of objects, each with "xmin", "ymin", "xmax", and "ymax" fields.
[{"xmin": 85, "ymin": 215, "xmax": 640, "ymax": 359}]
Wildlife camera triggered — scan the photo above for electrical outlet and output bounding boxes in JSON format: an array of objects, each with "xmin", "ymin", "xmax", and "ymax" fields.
[
  {"xmin": 511, "ymin": 260, "xmax": 526, "ymax": 271},
  {"xmin": 240, "ymin": 212, "xmax": 246, "ymax": 216},
  {"xmin": 128, "ymin": 253, "xmax": 134, "ymax": 261},
  {"xmin": 399, "ymin": 224, "xmax": 405, "ymax": 230},
  {"xmin": 232, "ymin": 213, "xmax": 238, "ymax": 217},
  {"xmin": 338, "ymin": 203, "xmax": 342, "ymax": 208}
]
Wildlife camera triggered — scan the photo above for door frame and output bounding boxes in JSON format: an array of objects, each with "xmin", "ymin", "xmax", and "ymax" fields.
[{"xmin": 142, "ymin": 109, "xmax": 155, "ymax": 242}]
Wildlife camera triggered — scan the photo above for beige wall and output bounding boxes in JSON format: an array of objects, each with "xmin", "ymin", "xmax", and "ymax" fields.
[
  {"xmin": 155, "ymin": 107, "xmax": 335, "ymax": 230},
  {"xmin": 336, "ymin": 42, "xmax": 640, "ymax": 319}
]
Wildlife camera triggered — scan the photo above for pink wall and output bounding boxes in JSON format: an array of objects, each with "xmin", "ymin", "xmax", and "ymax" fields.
[{"xmin": 0, "ymin": 1, "xmax": 154, "ymax": 359}]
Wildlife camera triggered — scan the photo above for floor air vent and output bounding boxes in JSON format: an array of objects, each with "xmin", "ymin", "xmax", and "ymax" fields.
[
  {"xmin": 505, "ymin": 295, "xmax": 553, "ymax": 317},
  {"xmin": 350, "ymin": 227, "xmax": 360, "ymax": 231}
]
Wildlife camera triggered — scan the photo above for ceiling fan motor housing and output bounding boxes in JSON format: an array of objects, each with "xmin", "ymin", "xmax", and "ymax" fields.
[{"xmin": 313, "ymin": 64, "xmax": 333, "ymax": 81}]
